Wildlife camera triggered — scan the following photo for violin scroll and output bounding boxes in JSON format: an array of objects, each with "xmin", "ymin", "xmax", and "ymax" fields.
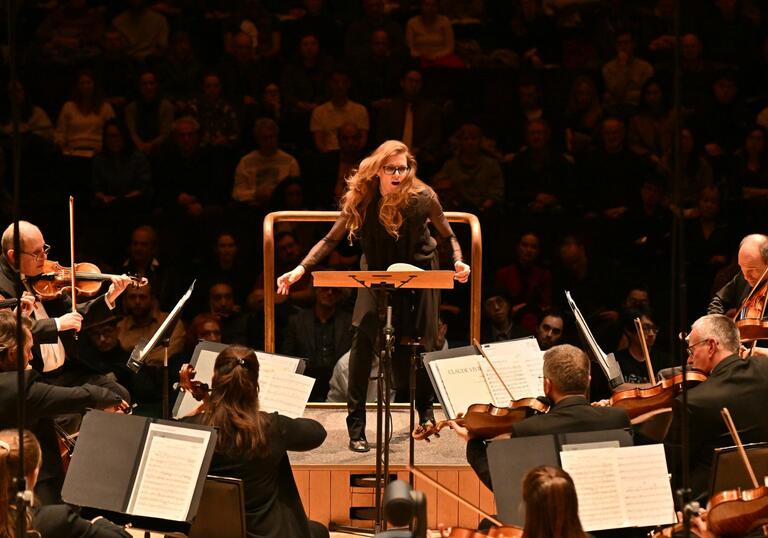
[{"xmin": 178, "ymin": 363, "xmax": 210, "ymax": 402}]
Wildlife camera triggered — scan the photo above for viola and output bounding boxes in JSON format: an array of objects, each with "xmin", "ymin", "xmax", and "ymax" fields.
[
  {"xmin": 412, "ymin": 398, "xmax": 549, "ymax": 442},
  {"xmin": 177, "ymin": 363, "xmax": 210, "ymax": 403},
  {"xmin": 439, "ymin": 525, "xmax": 523, "ymax": 537},
  {"xmin": 609, "ymin": 370, "xmax": 708, "ymax": 420},
  {"xmin": 30, "ymin": 259, "xmax": 147, "ymax": 301},
  {"xmin": 707, "ymin": 486, "xmax": 768, "ymax": 537}
]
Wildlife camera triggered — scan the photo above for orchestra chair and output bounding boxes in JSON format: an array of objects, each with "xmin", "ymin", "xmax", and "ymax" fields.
[{"xmin": 189, "ymin": 475, "xmax": 246, "ymax": 538}]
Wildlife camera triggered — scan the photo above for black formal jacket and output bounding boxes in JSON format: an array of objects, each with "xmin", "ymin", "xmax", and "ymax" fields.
[
  {"xmin": 0, "ymin": 255, "xmax": 113, "ymax": 373},
  {"xmin": 185, "ymin": 412, "xmax": 326, "ymax": 538},
  {"xmin": 467, "ymin": 396, "xmax": 631, "ymax": 490},
  {"xmin": 33, "ymin": 504, "xmax": 131, "ymax": 537},
  {"xmin": 0, "ymin": 370, "xmax": 121, "ymax": 486},
  {"xmin": 665, "ymin": 354, "xmax": 768, "ymax": 501},
  {"xmin": 708, "ymin": 272, "xmax": 750, "ymax": 315}
]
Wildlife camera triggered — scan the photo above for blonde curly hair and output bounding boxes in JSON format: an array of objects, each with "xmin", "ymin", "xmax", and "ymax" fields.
[{"xmin": 340, "ymin": 140, "xmax": 427, "ymax": 241}]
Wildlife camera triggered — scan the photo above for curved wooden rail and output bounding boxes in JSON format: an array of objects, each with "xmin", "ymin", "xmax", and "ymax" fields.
[{"xmin": 262, "ymin": 211, "xmax": 482, "ymax": 352}]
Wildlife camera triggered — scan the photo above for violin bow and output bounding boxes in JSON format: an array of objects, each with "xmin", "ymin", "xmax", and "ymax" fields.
[
  {"xmin": 634, "ymin": 318, "xmax": 656, "ymax": 384},
  {"xmin": 472, "ymin": 338, "xmax": 516, "ymax": 406},
  {"xmin": 68, "ymin": 197, "xmax": 78, "ymax": 340},
  {"xmin": 733, "ymin": 264, "xmax": 768, "ymax": 322},
  {"xmin": 720, "ymin": 407, "xmax": 759, "ymax": 489},
  {"xmin": 407, "ymin": 464, "xmax": 504, "ymax": 527}
]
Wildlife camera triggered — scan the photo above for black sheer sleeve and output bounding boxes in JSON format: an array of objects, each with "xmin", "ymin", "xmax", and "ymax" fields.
[
  {"xmin": 427, "ymin": 191, "xmax": 463, "ymax": 264},
  {"xmin": 277, "ymin": 413, "xmax": 327, "ymax": 452},
  {"xmin": 299, "ymin": 216, "xmax": 348, "ymax": 271}
]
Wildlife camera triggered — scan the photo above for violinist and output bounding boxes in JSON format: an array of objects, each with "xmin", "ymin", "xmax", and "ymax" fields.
[
  {"xmin": 454, "ymin": 345, "xmax": 631, "ymax": 490},
  {"xmin": 708, "ymin": 233, "xmax": 768, "ymax": 316},
  {"xmin": 0, "ymin": 221, "xmax": 133, "ymax": 401},
  {"xmin": 182, "ymin": 345, "xmax": 329, "ymax": 538},
  {"xmin": 522, "ymin": 466, "xmax": 594, "ymax": 538},
  {"xmin": 0, "ymin": 311, "xmax": 129, "ymax": 504},
  {"xmin": 0, "ymin": 429, "xmax": 131, "ymax": 537},
  {"xmin": 665, "ymin": 314, "xmax": 768, "ymax": 502}
]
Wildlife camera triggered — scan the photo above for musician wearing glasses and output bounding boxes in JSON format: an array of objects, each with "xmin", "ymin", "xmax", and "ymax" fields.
[
  {"xmin": 277, "ymin": 140, "xmax": 470, "ymax": 452},
  {"xmin": 665, "ymin": 314, "xmax": 768, "ymax": 502},
  {"xmin": 0, "ymin": 221, "xmax": 133, "ymax": 402}
]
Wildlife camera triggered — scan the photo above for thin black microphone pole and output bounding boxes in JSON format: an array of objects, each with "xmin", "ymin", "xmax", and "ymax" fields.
[{"xmin": 6, "ymin": 0, "xmax": 28, "ymax": 535}]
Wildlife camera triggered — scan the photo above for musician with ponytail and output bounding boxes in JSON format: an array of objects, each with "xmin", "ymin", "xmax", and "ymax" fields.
[{"xmin": 184, "ymin": 345, "xmax": 329, "ymax": 538}]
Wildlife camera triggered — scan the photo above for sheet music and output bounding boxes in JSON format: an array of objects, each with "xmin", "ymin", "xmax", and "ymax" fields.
[
  {"xmin": 127, "ymin": 423, "xmax": 211, "ymax": 521},
  {"xmin": 430, "ymin": 355, "xmax": 493, "ymax": 419},
  {"xmin": 259, "ymin": 370, "xmax": 315, "ymax": 418},
  {"xmin": 174, "ymin": 347, "xmax": 304, "ymax": 419},
  {"xmin": 560, "ymin": 444, "xmax": 675, "ymax": 531},
  {"xmin": 482, "ymin": 339, "xmax": 545, "ymax": 400}
]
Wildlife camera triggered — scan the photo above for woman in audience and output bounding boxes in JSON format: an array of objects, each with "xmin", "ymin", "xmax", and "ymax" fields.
[
  {"xmin": 188, "ymin": 72, "xmax": 240, "ymax": 148},
  {"xmin": 522, "ymin": 465, "xmax": 592, "ymax": 538},
  {"xmin": 628, "ymin": 78, "xmax": 673, "ymax": 164},
  {"xmin": 183, "ymin": 345, "xmax": 328, "ymax": 538},
  {"xmin": 0, "ymin": 429, "xmax": 130, "ymax": 537},
  {"xmin": 406, "ymin": 0, "xmax": 463, "ymax": 68},
  {"xmin": 564, "ymin": 75, "xmax": 603, "ymax": 155},
  {"xmin": 54, "ymin": 70, "xmax": 115, "ymax": 158},
  {"xmin": 0, "ymin": 82, "xmax": 53, "ymax": 141}
]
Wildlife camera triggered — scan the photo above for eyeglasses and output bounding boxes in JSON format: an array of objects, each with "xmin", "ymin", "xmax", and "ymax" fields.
[
  {"xmin": 381, "ymin": 165, "xmax": 410, "ymax": 176},
  {"xmin": 685, "ymin": 339, "xmax": 710, "ymax": 356},
  {"xmin": 20, "ymin": 243, "xmax": 50, "ymax": 261},
  {"xmin": 641, "ymin": 324, "xmax": 659, "ymax": 335}
]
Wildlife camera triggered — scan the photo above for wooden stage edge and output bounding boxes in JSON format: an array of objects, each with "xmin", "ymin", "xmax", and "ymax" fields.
[{"xmin": 293, "ymin": 464, "xmax": 497, "ymax": 530}]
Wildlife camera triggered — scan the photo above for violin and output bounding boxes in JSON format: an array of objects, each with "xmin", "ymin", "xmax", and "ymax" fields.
[
  {"xmin": 30, "ymin": 259, "xmax": 147, "ymax": 301},
  {"xmin": 734, "ymin": 267, "xmax": 768, "ymax": 342},
  {"xmin": 413, "ymin": 398, "xmax": 549, "ymax": 441},
  {"xmin": 609, "ymin": 370, "xmax": 708, "ymax": 420},
  {"xmin": 177, "ymin": 363, "xmax": 210, "ymax": 403},
  {"xmin": 705, "ymin": 408, "xmax": 768, "ymax": 537},
  {"xmin": 439, "ymin": 525, "xmax": 523, "ymax": 537}
]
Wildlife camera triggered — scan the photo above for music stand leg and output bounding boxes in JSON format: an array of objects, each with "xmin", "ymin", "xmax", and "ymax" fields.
[
  {"xmin": 408, "ymin": 347, "xmax": 417, "ymax": 489},
  {"xmin": 162, "ymin": 344, "xmax": 169, "ymax": 420}
]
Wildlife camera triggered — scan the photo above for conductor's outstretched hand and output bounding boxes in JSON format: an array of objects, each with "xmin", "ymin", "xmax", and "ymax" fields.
[
  {"xmin": 454, "ymin": 261, "xmax": 470, "ymax": 283},
  {"xmin": 277, "ymin": 265, "xmax": 306, "ymax": 295}
]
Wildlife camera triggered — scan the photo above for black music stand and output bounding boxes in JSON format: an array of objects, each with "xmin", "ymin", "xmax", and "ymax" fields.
[
  {"xmin": 127, "ymin": 280, "xmax": 195, "ymax": 419},
  {"xmin": 313, "ymin": 269, "xmax": 454, "ymax": 533}
]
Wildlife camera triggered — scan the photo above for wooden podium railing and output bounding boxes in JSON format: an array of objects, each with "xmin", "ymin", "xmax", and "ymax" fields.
[{"xmin": 262, "ymin": 211, "xmax": 482, "ymax": 352}]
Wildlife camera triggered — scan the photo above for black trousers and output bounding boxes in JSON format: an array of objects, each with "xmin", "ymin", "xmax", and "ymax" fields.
[{"xmin": 346, "ymin": 328, "xmax": 435, "ymax": 440}]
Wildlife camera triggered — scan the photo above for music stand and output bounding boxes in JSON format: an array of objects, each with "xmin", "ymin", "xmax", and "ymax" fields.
[{"xmin": 312, "ymin": 269, "xmax": 454, "ymax": 532}]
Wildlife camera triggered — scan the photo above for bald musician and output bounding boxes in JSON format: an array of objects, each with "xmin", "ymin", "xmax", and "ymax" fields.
[
  {"xmin": 666, "ymin": 314, "xmax": 768, "ymax": 502},
  {"xmin": 453, "ymin": 344, "xmax": 631, "ymax": 491},
  {"xmin": 708, "ymin": 233, "xmax": 768, "ymax": 316}
]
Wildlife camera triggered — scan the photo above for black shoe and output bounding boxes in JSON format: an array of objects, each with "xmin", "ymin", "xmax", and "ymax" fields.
[{"xmin": 348, "ymin": 438, "xmax": 370, "ymax": 453}]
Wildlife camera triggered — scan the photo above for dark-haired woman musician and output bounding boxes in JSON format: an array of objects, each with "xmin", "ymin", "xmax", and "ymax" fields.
[
  {"xmin": 522, "ymin": 465, "xmax": 594, "ymax": 538},
  {"xmin": 183, "ymin": 345, "xmax": 329, "ymax": 538}
]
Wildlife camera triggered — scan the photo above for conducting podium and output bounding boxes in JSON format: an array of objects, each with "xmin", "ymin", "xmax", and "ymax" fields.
[{"xmin": 312, "ymin": 266, "xmax": 454, "ymax": 532}]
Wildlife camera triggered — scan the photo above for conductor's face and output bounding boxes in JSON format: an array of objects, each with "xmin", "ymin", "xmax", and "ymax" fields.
[{"xmin": 378, "ymin": 153, "xmax": 409, "ymax": 196}]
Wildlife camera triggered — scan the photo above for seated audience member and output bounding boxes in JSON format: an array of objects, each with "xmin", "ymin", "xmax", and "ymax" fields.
[
  {"xmin": 522, "ymin": 466, "xmax": 593, "ymax": 538},
  {"xmin": 280, "ymin": 33, "xmax": 333, "ymax": 118},
  {"xmin": 564, "ymin": 75, "xmax": 603, "ymax": 155},
  {"xmin": 271, "ymin": 178, "xmax": 320, "ymax": 252},
  {"xmin": 455, "ymin": 344, "xmax": 630, "ymax": 490},
  {"xmin": 735, "ymin": 125, "xmax": 768, "ymax": 202},
  {"xmin": 208, "ymin": 281, "xmax": 261, "ymax": 348},
  {"xmin": 198, "ymin": 231, "xmax": 253, "ymax": 308},
  {"xmin": 81, "ymin": 316, "xmax": 133, "ymax": 398},
  {"xmin": 183, "ymin": 345, "xmax": 329, "ymax": 538},
  {"xmin": 120, "ymin": 224, "xmax": 173, "ymax": 307},
  {"xmin": 310, "ymin": 69, "xmax": 369, "ymax": 153},
  {"xmin": 0, "ymin": 429, "xmax": 131, "ymax": 536},
  {"xmin": 281, "ymin": 287, "xmax": 352, "ymax": 401},
  {"xmin": 374, "ymin": 69, "xmax": 442, "ymax": 171},
  {"xmin": 406, "ymin": 0, "xmax": 463, "ymax": 68},
  {"xmin": 232, "ymin": 118, "xmax": 300, "ymax": 208},
  {"xmin": 55, "ymin": 70, "xmax": 115, "ymax": 158},
  {"xmin": 481, "ymin": 290, "xmax": 530, "ymax": 343},
  {"xmin": 601, "ymin": 31, "xmax": 654, "ymax": 108},
  {"xmin": 304, "ymin": 122, "xmax": 365, "ymax": 206},
  {"xmin": 124, "ymin": 70, "xmax": 174, "ymax": 155},
  {"xmin": 116, "ymin": 283, "xmax": 185, "ymax": 366},
  {"xmin": 506, "ymin": 119, "xmax": 573, "ymax": 213},
  {"xmin": 697, "ymin": 71, "xmax": 749, "ymax": 161},
  {"xmin": 535, "ymin": 310, "xmax": 565, "ymax": 350},
  {"xmin": 248, "ymin": 231, "xmax": 314, "ymax": 311},
  {"xmin": 0, "ymin": 81, "xmax": 53, "ymax": 140},
  {"xmin": 612, "ymin": 307, "xmax": 662, "ymax": 385},
  {"xmin": 494, "ymin": 231, "xmax": 553, "ymax": 329},
  {"xmin": 352, "ymin": 30, "xmax": 406, "ymax": 110},
  {"xmin": 157, "ymin": 31, "xmax": 203, "ymax": 108},
  {"xmin": 187, "ymin": 72, "xmax": 240, "ymax": 148},
  {"xmin": 661, "ymin": 127, "xmax": 713, "ymax": 211},
  {"xmin": 628, "ymin": 78, "xmax": 673, "ymax": 164},
  {"xmin": 344, "ymin": 0, "xmax": 407, "ymax": 62},
  {"xmin": 218, "ymin": 31, "xmax": 266, "ymax": 112},
  {"xmin": 94, "ymin": 29, "xmax": 137, "ymax": 111},
  {"xmin": 502, "ymin": 78, "xmax": 556, "ymax": 154},
  {"xmin": 667, "ymin": 315, "xmax": 768, "ymax": 502},
  {"xmin": 0, "ymin": 311, "xmax": 127, "ymax": 504},
  {"xmin": 111, "ymin": 0, "xmax": 169, "ymax": 62},
  {"xmin": 438, "ymin": 123, "xmax": 504, "ymax": 213},
  {"xmin": 35, "ymin": 0, "xmax": 104, "ymax": 65}
]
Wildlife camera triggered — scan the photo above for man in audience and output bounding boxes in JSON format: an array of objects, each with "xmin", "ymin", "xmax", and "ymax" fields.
[
  {"xmin": 232, "ymin": 118, "xmax": 300, "ymax": 208},
  {"xmin": 602, "ymin": 30, "xmax": 654, "ymax": 107},
  {"xmin": 535, "ymin": 311, "xmax": 565, "ymax": 350},
  {"xmin": 208, "ymin": 280, "xmax": 261, "ymax": 348},
  {"xmin": 481, "ymin": 290, "xmax": 530, "ymax": 342},
  {"xmin": 454, "ymin": 344, "xmax": 631, "ymax": 490},
  {"xmin": 310, "ymin": 69, "xmax": 369, "ymax": 153},
  {"xmin": 111, "ymin": 0, "xmax": 169, "ymax": 62},
  {"xmin": 281, "ymin": 286, "xmax": 352, "ymax": 401}
]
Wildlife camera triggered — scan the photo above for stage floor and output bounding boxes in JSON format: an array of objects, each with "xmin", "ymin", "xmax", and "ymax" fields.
[{"xmin": 291, "ymin": 404, "xmax": 466, "ymax": 466}]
